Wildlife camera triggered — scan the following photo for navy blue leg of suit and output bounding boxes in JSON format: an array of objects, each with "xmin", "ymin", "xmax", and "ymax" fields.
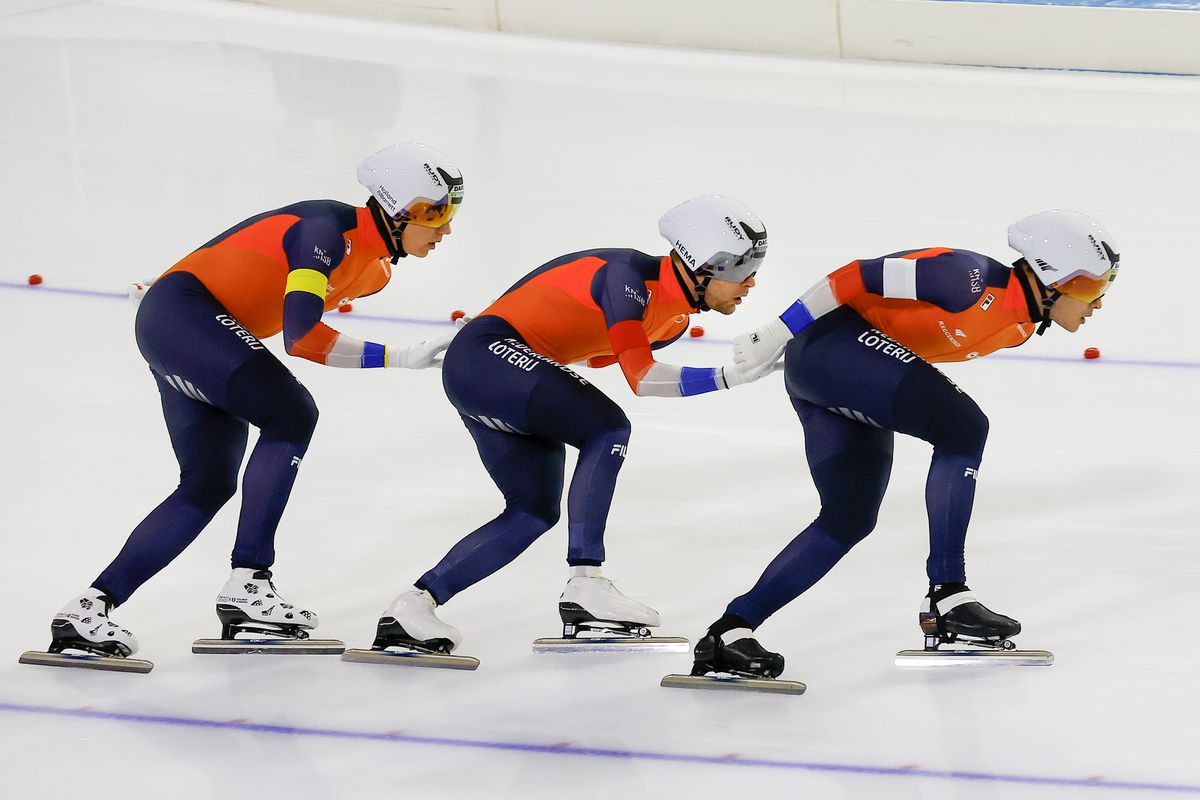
[
  {"xmin": 416, "ymin": 316, "xmax": 631, "ymax": 604},
  {"xmin": 726, "ymin": 307, "xmax": 989, "ymax": 629},
  {"xmin": 93, "ymin": 272, "xmax": 318, "ymax": 605}
]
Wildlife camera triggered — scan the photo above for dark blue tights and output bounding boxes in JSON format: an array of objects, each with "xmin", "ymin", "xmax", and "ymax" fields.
[
  {"xmin": 93, "ymin": 272, "xmax": 318, "ymax": 605},
  {"xmin": 417, "ymin": 316, "xmax": 631, "ymax": 604},
  {"xmin": 726, "ymin": 307, "xmax": 989, "ymax": 629}
]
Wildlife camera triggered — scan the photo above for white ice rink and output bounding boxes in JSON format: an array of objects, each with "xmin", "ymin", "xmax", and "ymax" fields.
[{"xmin": 2, "ymin": 1, "xmax": 1199, "ymax": 797}]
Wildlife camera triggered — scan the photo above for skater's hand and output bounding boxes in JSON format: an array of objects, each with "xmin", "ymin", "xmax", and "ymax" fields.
[
  {"xmin": 387, "ymin": 326, "xmax": 459, "ymax": 369},
  {"xmin": 128, "ymin": 278, "xmax": 154, "ymax": 304},
  {"xmin": 732, "ymin": 316, "xmax": 793, "ymax": 371},
  {"xmin": 720, "ymin": 352, "xmax": 782, "ymax": 389}
]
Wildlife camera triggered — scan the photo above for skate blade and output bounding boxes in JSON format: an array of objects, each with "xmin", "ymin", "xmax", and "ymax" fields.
[
  {"xmin": 191, "ymin": 638, "xmax": 345, "ymax": 655},
  {"xmin": 341, "ymin": 648, "xmax": 479, "ymax": 670},
  {"xmin": 19, "ymin": 650, "xmax": 154, "ymax": 674},
  {"xmin": 532, "ymin": 636, "xmax": 690, "ymax": 654},
  {"xmin": 660, "ymin": 673, "xmax": 806, "ymax": 695},
  {"xmin": 895, "ymin": 648, "xmax": 1054, "ymax": 667}
]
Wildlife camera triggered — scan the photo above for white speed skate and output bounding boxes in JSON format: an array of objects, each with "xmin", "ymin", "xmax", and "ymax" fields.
[
  {"xmin": 374, "ymin": 588, "xmax": 463, "ymax": 653},
  {"xmin": 19, "ymin": 589, "xmax": 153, "ymax": 674},
  {"xmin": 192, "ymin": 568, "xmax": 343, "ymax": 655},
  {"xmin": 341, "ymin": 588, "xmax": 479, "ymax": 670},
  {"xmin": 533, "ymin": 567, "xmax": 688, "ymax": 653}
]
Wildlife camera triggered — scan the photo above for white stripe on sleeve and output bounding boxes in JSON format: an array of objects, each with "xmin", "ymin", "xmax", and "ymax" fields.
[
  {"xmin": 800, "ymin": 279, "xmax": 839, "ymax": 316},
  {"xmin": 882, "ymin": 257, "xmax": 918, "ymax": 300}
]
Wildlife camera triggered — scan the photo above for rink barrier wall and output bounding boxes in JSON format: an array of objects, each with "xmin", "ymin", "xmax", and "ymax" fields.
[{"xmin": 238, "ymin": 0, "xmax": 1200, "ymax": 74}]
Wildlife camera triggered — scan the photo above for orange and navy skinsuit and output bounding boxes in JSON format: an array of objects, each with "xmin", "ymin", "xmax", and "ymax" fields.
[
  {"xmin": 162, "ymin": 199, "xmax": 396, "ymax": 367},
  {"xmin": 777, "ymin": 247, "xmax": 1036, "ymax": 362},
  {"xmin": 479, "ymin": 247, "xmax": 726, "ymax": 396},
  {"xmin": 715, "ymin": 248, "xmax": 1043, "ymax": 634},
  {"xmin": 415, "ymin": 248, "xmax": 715, "ymax": 604},
  {"xmin": 93, "ymin": 200, "xmax": 398, "ymax": 607}
]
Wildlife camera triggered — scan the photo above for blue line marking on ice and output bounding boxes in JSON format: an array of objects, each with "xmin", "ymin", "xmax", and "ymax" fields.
[
  {"xmin": 1, "ymin": 703, "xmax": 1199, "ymax": 794},
  {"xmin": 4, "ymin": 281, "xmax": 1198, "ymax": 369}
]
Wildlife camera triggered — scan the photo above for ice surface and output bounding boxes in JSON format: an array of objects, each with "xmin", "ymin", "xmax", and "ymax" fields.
[{"xmin": 2, "ymin": 1, "xmax": 1198, "ymax": 797}]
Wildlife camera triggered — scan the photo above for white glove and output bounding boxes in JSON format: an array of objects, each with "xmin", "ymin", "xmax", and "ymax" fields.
[
  {"xmin": 386, "ymin": 316, "xmax": 470, "ymax": 370},
  {"xmin": 128, "ymin": 278, "xmax": 154, "ymax": 304},
  {"xmin": 720, "ymin": 347, "xmax": 784, "ymax": 389},
  {"xmin": 387, "ymin": 328, "xmax": 458, "ymax": 369},
  {"xmin": 732, "ymin": 316, "xmax": 793, "ymax": 371}
]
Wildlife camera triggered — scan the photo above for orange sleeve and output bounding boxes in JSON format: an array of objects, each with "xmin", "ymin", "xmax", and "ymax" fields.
[
  {"xmin": 828, "ymin": 261, "xmax": 867, "ymax": 304},
  {"xmin": 609, "ymin": 319, "xmax": 655, "ymax": 393}
]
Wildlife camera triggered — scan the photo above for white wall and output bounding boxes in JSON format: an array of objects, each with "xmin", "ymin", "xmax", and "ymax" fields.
[{"xmin": 241, "ymin": 0, "xmax": 1200, "ymax": 74}]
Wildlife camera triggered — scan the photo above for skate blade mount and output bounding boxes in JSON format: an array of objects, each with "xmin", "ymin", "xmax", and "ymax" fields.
[
  {"xmin": 191, "ymin": 638, "xmax": 346, "ymax": 655},
  {"xmin": 19, "ymin": 650, "xmax": 154, "ymax": 674},
  {"xmin": 896, "ymin": 635, "xmax": 1053, "ymax": 666},
  {"xmin": 895, "ymin": 647, "xmax": 1054, "ymax": 666},
  {"xmin": 660, "ymin": 673, "xmax": 806, "ymax": 695},
  {"xmin": 532, "ymin": 636, "xmax": 690, "ymax": 654},
  {"xmin": 341, "ymin": 648, "xmax": 479, "ymax": 670}
]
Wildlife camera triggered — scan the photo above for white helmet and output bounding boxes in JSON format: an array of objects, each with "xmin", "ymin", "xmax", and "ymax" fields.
[
  {"xmin": 658, "ymin": 195, "xmax": 767, "ymax": 284},
  {"xmin": 357, "ymin": 143, "xmax": 463, "ymax": 228},
  {"xmin": 1007, "ymin": 209, "xmax": 1118, "ymax": 302}
]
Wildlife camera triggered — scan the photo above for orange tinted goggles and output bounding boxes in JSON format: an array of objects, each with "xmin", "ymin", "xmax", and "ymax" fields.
[
  {"xmin": 398, "ymin": 195, "xmax": 460, "ymax": 228},
  {"xmin": 1052, "ymin": 268, "xmax": 1116, "ymax": 303}
]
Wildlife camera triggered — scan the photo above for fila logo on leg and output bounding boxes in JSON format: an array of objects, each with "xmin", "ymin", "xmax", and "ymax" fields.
[
  {"xmin": 610, "ymin": 444, "xmax": 628, "ymax": 458},
  {"xmin": 964, "ymin": 467, "xmax": 979, "ymax": 479},
  {"xmin": 290, "ymin": 457, "xmax": 303, "ymax": 468}
]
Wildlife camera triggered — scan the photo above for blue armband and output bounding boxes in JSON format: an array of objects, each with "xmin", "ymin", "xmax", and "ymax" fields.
[
  {"xmin": 362, "ymin": 341, "xmax": 386, "ymax": 369},
  {"xmin": 779, "ymin": 301, "xmax": 815, "ymax": 335},
  {"xmin": 679, "ymin": 366, "xmax": 721, "ymax": 397}
]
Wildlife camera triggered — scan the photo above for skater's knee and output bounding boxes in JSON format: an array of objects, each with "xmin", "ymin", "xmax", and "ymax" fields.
[
  {"xmin": 509, "ymin": 500, "xmax": 561, "ymax": 533},
  {"xmin": 915, "ymin": 385, "xmax": 988, "ymax": 456},
  {"xmin": 817, "ymin": 501, "xmax": 880, "ymax": 547},
  {"xmin": 933, "ymin": 404, "xmax": 988, "ymax": 456},
  {"xmin": 177, "ymin": 468, "xmax": 238, "ymax": 512},
  {"xmin": 590, "ymin": 408, "xmax": 631, "ymax": 445},
  {"xmin": 261, "ymin": 391, "xmax": 320, "ymax": 443},
  {"xmin": 227, "ymin": 362, "xmax": 319, "ymax": 444}
]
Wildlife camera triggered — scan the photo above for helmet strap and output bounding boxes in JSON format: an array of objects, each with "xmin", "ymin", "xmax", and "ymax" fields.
[
  {"xmin": 1036, "ymin": 289, "xmax": 1060, "ymax": 336},
  {"xmin": 693, "ymin": 274, "xmax": 713, "ymax": 312},
  {"xmin": 366, "ymin": 197, "xmax": 408, "ymax": 263},
  {"xmin": 1014, "ymin": 259, "xmax": 1054, "ymax": 336},
  {"xmin": 668, "ymin": 252, "xmax": 708, "ymax": 312}
]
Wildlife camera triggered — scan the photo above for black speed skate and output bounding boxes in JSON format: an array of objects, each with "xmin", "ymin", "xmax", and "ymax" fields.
[
  {"xmin": 691, "ymin": 634, "xmax": 784, "ymax": 679},
  {"xmin": 920, "ymin": 583, "xmax": 1020, "ymax": 648},
  {"xmin": 662, "ymin": 631, "xmax": 804, "ymax": 694},
  {"xmin": 895, "ymin": 583, "xmax": 1053, "ymax": 666}
]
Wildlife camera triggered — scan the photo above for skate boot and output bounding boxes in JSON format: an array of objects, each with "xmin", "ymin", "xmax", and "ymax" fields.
[
  {"xmin": 691, "ymin": 629, "xmax": 784, "ymax": 679},
  {"xmin": 20, "ymin": 589, "xmax": 153, "ymax": 673},
  {"xmin": 193, "ymin": 568, "xmax": 343, "ymax": 654},
  {"xmin": 51, "ymin": 588, "xmax": 138, "ymax": 657},
  {"xmin": 661, "ymin": 626, "xmax": 804, "ymax": 694},
  {"xmin": 558, "ymin": 566, "xmax": 660, "ymax": 638},
  {"xmin": 214, "ymin": 568, "xmax": 318, "ymax": 639},
  {"xmin": 341, "ymin": 588, "xmax": 478, "ymax": 670},
  {"xmin": 920, "ymin": 583, "xmax": 1020, "ymax": 647},
  {"xmin": 372, "ymin": 588, "xmax": 462, "ymax": 654},
  {"xmin": 895, "ymin": 583, "xmax": 1053, "ymax": 666},
  {"xmin": 533, "ymin": 567, "xmax": 688, "ymax": 653}
]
